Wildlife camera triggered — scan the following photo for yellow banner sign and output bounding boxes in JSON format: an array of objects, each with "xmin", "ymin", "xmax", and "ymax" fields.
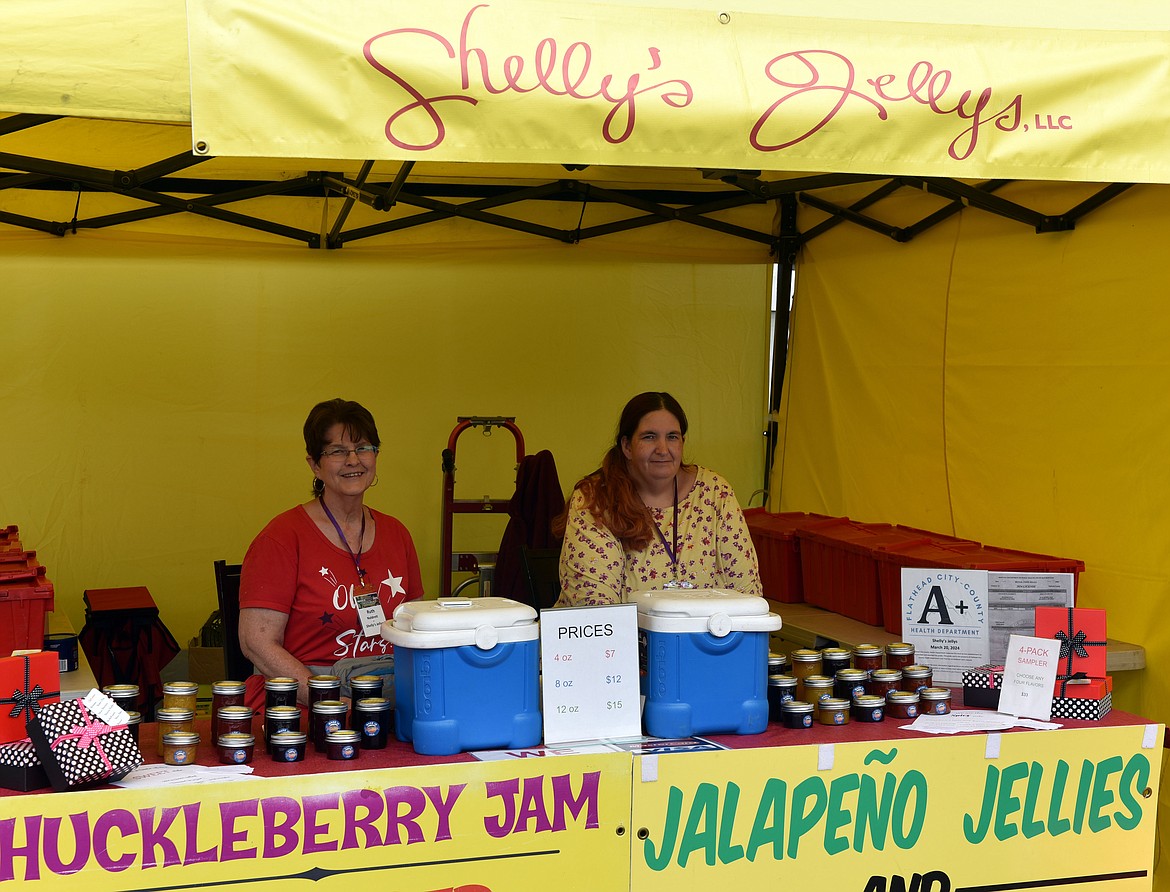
[
  {"xmin": 630, "ymin": 726, "xmax": 1163, "ymax": 890},
  {"xmin": 186, "ymin": 0, "xmax": 1170, "ymax": 182},
  {"xmin": 0, "ymin": 753, "xmax": 631, "ymax": 891}
]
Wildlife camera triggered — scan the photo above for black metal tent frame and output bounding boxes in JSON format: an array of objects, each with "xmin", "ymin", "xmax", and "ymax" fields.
[{"xmin": 0, "ymin": 111, "xmax": 1136, "ymax": 492}]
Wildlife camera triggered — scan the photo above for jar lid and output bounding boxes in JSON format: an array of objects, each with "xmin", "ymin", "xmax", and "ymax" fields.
[
  {"xmin": 852, "ymin": 643, "xmax": 883, "ymax": 655},
  {"xmin": 886, "ymin": 642, "xmax": 915, "ymax": 653},
  {"xmin": 902, "ymin": 664, "xmax": 932, "ymax": 676},
  {"xmin": 270, "ymin": 730, "xmax": 307, "ymax": 745},
  {"xmin": 802, "ymin": 674, "xmax": 833, "ymax": 687},
  {"xmin": 311, "ymin": 699, "xmax": 349, "ymax": 715},
  {"xmin": 218, "ymin": 732, "xmax": 256, "ymax": 746},
  {"xmin": 781, "ymin": 700, "xmax": 814, "ymax": 713},
  {"xmin": 767, "ymin": 652, "xmax": 788, "ymax": 667},
  {"xmin": 163, "ymin": 681, "xmax": 199, "ymax": 694},
  {"xmin": 355, "ymin": 697, "xmax": 392, "ymax": 710},
  {"xmin": 789, "ymin": 649, "xmax": 821, "ymax": 662},
  {"xmin": 852, "ymin": 694, "xmax": 884, "ymax": 707},
  {"xmin": 308, "ymin": 674, "xmax": 341, "ymax": 688},
  {"xmin": 265, "ymin": 676, "xmax": 299, "ymax": 690},
  {"xmin": 350, "ymin": 675, "xmax": 384, "ymax": 687},
  {"xmin": 326, "ymin": 729, "xmax": 361, "ymax": 744},
  {"xmin": 162, "ymin": 730, "xmax": 200, "ymax": 745},
  {"xmin": 820, "ymin": 647, "xmax": 851, "ymax": 658},
  {"xmin": 835, "ymin": 668, "xmax": 869, "ymax": 681},
  {"xmin": 155, "ymin": 707, "xmax": 195, "ymax": 722},
  {"xmin": 767, "ymin": 674, "xmax": 796, "ymax": 687},
  {"xmin": 820, "ymin": 697, "xmax": 849, "ymax": 709},
  {"xmin": 919, "ymin": 687, "xmax": 951, "ymax": 700},
  {"xmin": 266, "ymin": 705, "xmax": 301, "ymax": 718},
  {"xmin": 887, "ymin": 691, "xmax": 920, "ymax": 703},
  {"xmin": 124, "ymin": 710, "xmax": 142, "ymax": 725},
  {"xmin": 103, "ymin": 683, "xmax": 139, "ymax": 695},
  {"xmin": 217, "ymin": 705, "xmax": 254, "ymax": 718},
  {"xmin": 212, "ymin": 680, "xmax": 247, "ymax": 694},
  {"xmin": 871, "ymin": 669, "xmax": 903, "ymax": 681}
]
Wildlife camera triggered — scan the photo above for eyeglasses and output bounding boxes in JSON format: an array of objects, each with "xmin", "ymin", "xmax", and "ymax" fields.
[{"xmin": 320, "ymin": 445, "xmax": 379, "ymax": 461}]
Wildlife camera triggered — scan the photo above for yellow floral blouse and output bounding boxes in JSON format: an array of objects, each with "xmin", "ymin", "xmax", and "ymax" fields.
[{"xmin": 555, "ymin": 467, "xmax": 762, "ymax": 607}]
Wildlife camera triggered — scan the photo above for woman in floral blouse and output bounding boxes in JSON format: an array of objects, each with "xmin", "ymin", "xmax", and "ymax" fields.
[{"xmin": 555, "ymin": 392, "xmax": 762, "ymax": 607}]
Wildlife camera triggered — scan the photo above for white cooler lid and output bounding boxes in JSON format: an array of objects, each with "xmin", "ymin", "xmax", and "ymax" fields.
[
  {"xmin": 629, "ymin": 589, "xmax": 782, "ymax": 637},
  {"xmin": 381, "ymin": 597, "xmax": 539, "ymax": 650}
]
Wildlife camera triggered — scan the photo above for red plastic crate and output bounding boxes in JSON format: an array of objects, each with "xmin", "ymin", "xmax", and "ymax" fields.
[
  {"xmin": 0, "ymin": 573, "xmax": 55, "ymax": 656},
  {"xmin": 0, "ymin": 551, "xmax": 46, "ymax": 582},
  {"xmin": 744, "ymin": 509, "xmax": 839, "ymax": 602},
  {"xmin": 875, "ymin": 539, "xmax": 1084, "ymax": 635},
  {"xmin": 795, "ymin": 520, "xmax": 932, "ymax": 626},
  {"xmin": 0, "ymin": 526, "xmax": 22, "ymax": 555}
]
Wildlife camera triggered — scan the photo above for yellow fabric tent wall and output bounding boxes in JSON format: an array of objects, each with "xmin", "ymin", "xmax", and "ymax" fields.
[
  {"xmin": 1, "ymin": 235, "xmax": 769, "ymax": 643},
  {"xmin": 771, "ymin": 180, "xmax": 1169, "ymax": 726}
]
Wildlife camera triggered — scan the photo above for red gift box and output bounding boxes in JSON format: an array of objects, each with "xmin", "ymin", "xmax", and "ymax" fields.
[
  {"xmin": 0, "ymin": 651, "xmax": 61, "ymax": 744},
  {"xmin": 1035, "ymin": 606, "xmax": 1107, "ymax": 683}
]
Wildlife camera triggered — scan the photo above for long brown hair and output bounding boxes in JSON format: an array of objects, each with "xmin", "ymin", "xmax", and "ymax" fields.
[{"xmin": 556, "ymin": 392, "xmax": 689, "ymax": 551}]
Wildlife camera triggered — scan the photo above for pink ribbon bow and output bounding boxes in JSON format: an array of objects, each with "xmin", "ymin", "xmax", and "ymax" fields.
[{"xmin": 50, "ymin": 701, "xmax": 126, "ymax": 774}]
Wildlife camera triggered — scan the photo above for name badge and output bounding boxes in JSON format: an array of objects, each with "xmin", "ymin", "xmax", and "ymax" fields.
[{"xmin": 355, "ymin": 590, "xmax": 387, "ymax": 637}]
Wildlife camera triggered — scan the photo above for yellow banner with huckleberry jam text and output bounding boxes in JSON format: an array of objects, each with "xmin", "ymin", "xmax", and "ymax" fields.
[{"xmin": 185, "ymin": 0, "xmax": 1170, "ymax": 182}]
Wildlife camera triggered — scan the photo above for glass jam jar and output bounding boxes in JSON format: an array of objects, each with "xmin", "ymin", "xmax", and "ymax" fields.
[
  {"xmin": 801, "ymin": 674, "xmax": 834, "ymax": 708},
  {"xmin": 353, "ymin": 698, "xmax": 392, "ymax": 749},
  {"xmin": 919, "ymin": 687, "xmax": 952, "ymax": 715},
  {"xmin": 767, "ymin": 675, "xmax": 798, "ymax": 723},
  {"xmin": 886, "ymin": 690, "xmax": 920, "ymax": 719},
  {"xmin": 162, "ymin": 730, "xmax": 200, "ymax": 765},
  {"xmin": 311, "ymin": 700, "xmax": 349, "ymax": 752},
  {"xmin": 217, "ymin": 705, "xmax": 254, "ymax": 737},
  {"xmin": 767, "ymin": 652, "xmax": 790, "ymax": 676},
  {"xmin": 217, "ymin": 732, "xmax": 255, "ymax": 765},
  {"xmin": 867, "ymin": 668, "xmax": 903, "ymax": 700},
  {"xmin": 265, "ymin": 705, "xmax": 301, "ymax": 753},
  {"xmin": 820, "ymin": 647, "xmax": 852, "ymax": 676},
  {"xmin": 155, "ymin": 706, "xmax": 195, "ymax": 757},
  {"xmin": 900, "ymin": 665, "xmax": 933, "ymax": 693},
  {"xmin": 124, "ymin": 710, "xmax": 142, "ymax": 742},
  {"xmin": 265, "ymin": 676, "xmax": 299, "ymax": 710},
  {"xmin": 162, "ymin": 681, "xmax": 199, "ymax": 712},
  {"xmin": 349, "ymin": 674, "xmax": 385, "ymax": 700},
  {"xmin": 851, "ymin": 694, "xmax": 885, "ymax": 723},
  {"xmin": 817, "ymin": 697, "xmax": 850, "ymax": 726},
  {"xmin": 307, "ymin": 674, "xmax": 342, "ymax": 706},
  {"xmin": 789, "ymin": 649, "xmax": 823, "ymax": 687},
  {"xmin": 269, "ymin": 730, "xmax": 308, "ymax": 763},
  {"xmin": 326, "ymin": 729, "xmax": 361, "ymax": 761},
  {"xmin": 211, "ymin": 680, "xmax": 246, "ymax": 738},
  {"xmin": 885, "ymin": 642, "xmax": 916, "ymax": 672},
  {"xmin": 103, "ymin": 684, "xmax": 139, "ymax": 713},
  {"xmin": 834, "ymin": 668, "xmax": 869, "ymax": 702},
  {"xmin": 781, "ymin": 700, "xmax": 815, "ymax": 729},
  {"xmin": 851, "ymin": 643, "xmax": 885, "ymax": 673}
]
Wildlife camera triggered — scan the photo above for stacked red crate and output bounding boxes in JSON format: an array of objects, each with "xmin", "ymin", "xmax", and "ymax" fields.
[
  {"xmin": 743, "ymin": 509, "xmax": 838, "ymax": 603},
  {"xmin": 0, "ymin": 527, "xmax": 56, "ymax": 655}
]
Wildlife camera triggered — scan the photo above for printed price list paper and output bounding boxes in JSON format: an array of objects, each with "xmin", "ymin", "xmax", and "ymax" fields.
[{"xmin": 539, "ymin": 604, "xmax": 641, "ymax": 744}]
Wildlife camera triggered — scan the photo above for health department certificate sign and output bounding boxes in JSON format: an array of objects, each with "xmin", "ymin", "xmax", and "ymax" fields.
[{"xmin": 901, "ymin": 568, "xmax": 989, "ymax": 685}]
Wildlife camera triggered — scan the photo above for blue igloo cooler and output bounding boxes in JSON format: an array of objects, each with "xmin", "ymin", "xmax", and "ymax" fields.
[
  {"xmin": 382, "ymin": 597, "xmax": 542, "ymax": 755},
  {"xmin": 631, "ymin": 589, "xmax": 783, "ymax": 738}
]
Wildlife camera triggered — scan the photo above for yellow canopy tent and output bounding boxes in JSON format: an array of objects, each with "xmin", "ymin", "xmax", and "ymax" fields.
[{"xmin": 4, "ymin": 0, "xmax": 1170, "ymax": 735}]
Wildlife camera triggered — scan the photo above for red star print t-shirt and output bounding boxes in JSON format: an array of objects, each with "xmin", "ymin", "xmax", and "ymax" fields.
[{"xmin": 240, "ymin": 504, "xmax": 424, "ymax": 668}]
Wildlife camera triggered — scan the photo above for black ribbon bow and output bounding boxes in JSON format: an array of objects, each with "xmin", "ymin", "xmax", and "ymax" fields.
[{"xmin": 1052, "ymin": 611, "xmax": 1106, "ymax": 697}]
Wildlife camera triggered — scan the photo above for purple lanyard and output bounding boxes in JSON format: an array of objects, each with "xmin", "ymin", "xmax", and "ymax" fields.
[
  {"xmin": 319, "ymin": 497, "xmax": 366, "ymax": 583},
  {"xmin": 649, "ymin": 477, "xmax": 680, "ymax": 570}
]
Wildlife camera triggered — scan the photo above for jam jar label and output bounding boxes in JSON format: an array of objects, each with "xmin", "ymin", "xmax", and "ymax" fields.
[
  {"xmin": 281, "ymin": 748, "xmax": 299, "ymax": 762},
  {"xmin": 174, "ymin": 750, "xmax": 189, "ymax": 764},
  {"xmin": 802, "ymin": 715, "xmax": 812, "ymax": 728},
  {"xmin": 232, "ymin": 749, "xmax": 248, "ymax": 763},
  {"xmin": 932, "ymin": 702, "xmax": 947, "ymax": 714},
  {"xmin": 342, "ymin": 745, "xmax": 356, "ymax": 759},
  {"xmin": 363, "ymin": 720, "xmax": 381, "ymax": 736},
  {"xmin": 907, "ymin": 705, "xmax": 918, "ymax": 717},
  {"xmin": 833, "ymin": 712, "xmax": 844, "ymax": 725},
  {"xmin": 325, "ymin": 719, "xmax": 342, "ymax": 734},
  {"xmin": 780, "ymin": 692, "xmax": 794, "ymax": 703}
]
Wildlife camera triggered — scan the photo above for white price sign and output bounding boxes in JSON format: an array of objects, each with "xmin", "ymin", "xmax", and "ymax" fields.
[{"xmin": 539, "ymin": 604, "xmax": 641, "ymax": 744}]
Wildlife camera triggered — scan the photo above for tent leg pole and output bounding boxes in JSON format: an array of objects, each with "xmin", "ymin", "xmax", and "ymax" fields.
[{"xmin": 764, "ymin": 194, "xmax": 799, "ymax": 505}]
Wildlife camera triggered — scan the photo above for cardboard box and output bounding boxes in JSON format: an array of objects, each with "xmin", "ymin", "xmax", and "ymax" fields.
[
  {"xmin": 187, "ymin": 639, "xmax": 225, "ymax": 685},
  {"xmin": 0, "ymin": 739, "xmax": 50, "ymax": 792},
  {"xmin": 1035, "ymin": 606, "xmax": 1108, "ymax": 679},
  {"xmin": 0, "ymin": 651, "xmax": 60, "ymax": 744},
  {"xmin": 27, "ymin": 691, "xmax": 142, "ymax": 790}
]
